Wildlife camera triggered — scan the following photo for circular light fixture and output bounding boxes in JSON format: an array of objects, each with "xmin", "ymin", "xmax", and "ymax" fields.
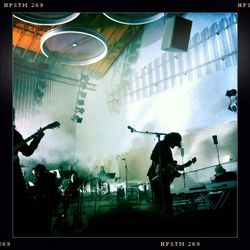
[
  {"xmin": 40, "ymin": 27, "xmax": 108, "ymax": 65},
  {"xmin": 103, "ymin": 13, "xmax": 164, "ymax": 25},
  {"xmin": 13, "ymin": 13, "xmax": 80, "ymax": 25}
]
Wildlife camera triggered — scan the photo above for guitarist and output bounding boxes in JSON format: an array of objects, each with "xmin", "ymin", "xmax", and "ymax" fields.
[
  {"xmin": 13, "ymin": 108, "xmax": 45, "ymax": 236},
  {"xmin": 147, "ymin": 132, "xmax": 182, "ymax": 216}
]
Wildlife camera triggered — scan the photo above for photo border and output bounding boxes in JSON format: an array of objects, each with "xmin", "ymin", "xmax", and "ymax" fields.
[{"xmin": 0, "ymin": 0, "xmax": 248, "ymax": 249}]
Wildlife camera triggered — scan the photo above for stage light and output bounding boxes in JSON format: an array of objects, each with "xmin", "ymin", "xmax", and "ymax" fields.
[
  {"xmin": 71, "ymin": 115, "xmax": 83, "ymax": 124},
  {"xmin": 75, "ymin": 116, "xmax": 83, "ymax": 123},
  {"xmin": 79, "ymin": 91, "xmax": 87, "ymax": 98},
  {"xmin": 80, "ymin": 82, "xmax": 87, "ymax": 90},
  {"xmin": 103, "ymin": 13, "xmax": 164, "ymax": 25},
  {"xmin": 80, "ymin": 74, "xmax": 89, "ymax": 82},
  {"xmin": 77, "ymin": 99, "xmax": 84, "ymax": 105},
  {"xmin": 13, "ymin": 13, "xmax": 80, "ymax": 25},
  {"xmin": 226, "ymin": 89, "xmax": 237, "ymax": 112},
  {"xmin": 222, "ymin": 155, "xmax": 231, "ymax": 163},
  {"xmin": 76, "ymin": 107, "xmax": 85, "ymax": 114},
  {"xmin": 41, "ymin": 27, "xmax": 108, "ymax": 65},
  {"xmin": 225, "ymin": 89, "xmax": 237, "ymax": 97}
]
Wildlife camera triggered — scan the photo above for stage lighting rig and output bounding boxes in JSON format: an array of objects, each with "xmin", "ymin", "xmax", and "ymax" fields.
[{"xmin": 226, "ymin": 89, "xmax": 237, "ymax": 112}]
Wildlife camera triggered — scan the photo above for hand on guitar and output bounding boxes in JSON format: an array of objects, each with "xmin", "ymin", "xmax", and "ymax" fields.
[
  {"xmin": 167, "ymin": 157, "xmax": 197, "ymax": 182},
  {"xmin": 149, "ymin": 157, "xmax": 197, "ymax": 183},
  {"xmin": 34, "ymin": 128, "xmax": 45, "ymax": 140},
  {"xmin": 176, "ymin": 157, "xmax": 197, "ymax": 171},
  {"xmin": 13, "ymin": 121, "xmax": 60, "ymax": 160}
]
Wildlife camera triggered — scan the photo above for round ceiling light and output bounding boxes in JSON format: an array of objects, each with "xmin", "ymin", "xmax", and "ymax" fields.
[
  {"xmin": 103, "ymin": 13, "xmax": 164, "ymax": 25},
  {"xmin": 13, "ymin": 13, "xmax": 80, "ymax": 25},
  {"xmin": 40, "ymin": 27, "xmax": 108, "ymax": 65}
]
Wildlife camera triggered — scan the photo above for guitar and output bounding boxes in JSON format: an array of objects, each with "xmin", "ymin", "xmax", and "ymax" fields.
[
  {"xmin": 14, "ymin": 121, "xmax": 60, "ymax": 158},
  {"xmin": 150, "ymin": 157, "xmax": 197, "ymax": 183}
]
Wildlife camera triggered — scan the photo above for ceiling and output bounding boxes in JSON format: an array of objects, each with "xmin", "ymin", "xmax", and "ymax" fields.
[{"xmin": 12, "ymin": 13, "xmax": 146, "ymax": 80}]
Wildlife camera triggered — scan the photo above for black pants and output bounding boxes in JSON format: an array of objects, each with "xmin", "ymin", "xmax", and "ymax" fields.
[
  {"xmin": 150, "ymin": 179, "xmax": 173, "ymax": 215},
  {"xmin": 13, "ymin": 164, "xmax": 31, "ymax": 236}
]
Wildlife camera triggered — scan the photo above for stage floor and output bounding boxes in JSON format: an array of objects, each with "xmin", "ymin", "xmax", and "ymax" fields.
[{"xmin": 50, "ymin": 192, "xmax": 237, "ymax": 237}]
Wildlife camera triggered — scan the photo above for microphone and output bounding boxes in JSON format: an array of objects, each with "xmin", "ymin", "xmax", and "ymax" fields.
[
  {"xmin": 127, "ymin": 126, "xmax": 135, "ymax": 132},
  {"xmin": 212, "ymin": 135, "xmax": 218, "ymax": 145},
  {"xmin": 180, "ymin": 147, "xmax": 184, "ymax": 158}
]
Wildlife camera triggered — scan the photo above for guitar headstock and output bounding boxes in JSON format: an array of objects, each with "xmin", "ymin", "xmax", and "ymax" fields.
[
  {"xmin": 185, "ymin": 157, "xmax": 197, "ymax": 167},
  {"xmin": 45, "ymin": 121, "xmax": 60, "ymax": 130}
]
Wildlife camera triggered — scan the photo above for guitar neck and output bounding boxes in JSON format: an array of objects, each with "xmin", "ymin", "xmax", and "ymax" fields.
[
  {"xmin": 24, "ymin": 130, "xmax": 43, "ymax": 144},
  {"xmin": 24, "ymin": 125, "xmax": 50, "ymax": 144},
  {"xmin": 14, "ymin": 121, "xmax": 60, "ymax": 156},
  {"xmin": 176, "ymin": 159, "xmax": 195, "ymax": 171},
  {"xmin": 14, "ymin": 127, "xmax": 47, "ymax": 153}
]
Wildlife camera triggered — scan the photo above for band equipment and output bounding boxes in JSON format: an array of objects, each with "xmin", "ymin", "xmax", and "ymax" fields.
[
  {"xmin": 183, "ymin": 180, "xmax": 236, "ymax": 210},
  {"xmin": 212, "ymin": 135, "xmax": 221, "ymax": 165}
]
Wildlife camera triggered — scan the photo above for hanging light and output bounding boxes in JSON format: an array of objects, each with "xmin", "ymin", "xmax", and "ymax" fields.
[
  {"xmin": 40, "ymin": 27, "xmax": 108, "ymax": 65},
  {"xmin": 226, "ymin": 89, "xmax": 237, "ymax": 112},
  {"xmin": 13, "ymin": 13, "xmax": 80, "ymax": 25}
]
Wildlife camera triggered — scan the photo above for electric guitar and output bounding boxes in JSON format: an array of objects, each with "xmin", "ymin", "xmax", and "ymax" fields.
[
  {"xmin": 150, "ymin": 157, "xmax": 197, "ymax": 183},
  {"xmin": 14, "ymin": 121, "xmax": 60, "ymax": 159}
]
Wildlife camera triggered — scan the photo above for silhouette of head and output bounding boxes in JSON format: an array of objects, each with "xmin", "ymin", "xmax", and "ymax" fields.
[
  {"xmin": 215, "ymin": 164, "xmax": 226, "ymax": 176},
  {"xmin": 164, "ymin": 132, "xmax": 182, "ymax": 148}
]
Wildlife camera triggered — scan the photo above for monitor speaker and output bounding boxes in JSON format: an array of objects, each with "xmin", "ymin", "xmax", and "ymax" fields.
[{"xmin": 161, "ymin": 15, "xmax": 192, "ymax": 52}]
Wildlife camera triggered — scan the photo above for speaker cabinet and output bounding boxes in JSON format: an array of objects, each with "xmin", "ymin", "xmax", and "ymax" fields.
[{"xmin": 161, "ymin": 15, "xmax": 192, "ymax": 52}]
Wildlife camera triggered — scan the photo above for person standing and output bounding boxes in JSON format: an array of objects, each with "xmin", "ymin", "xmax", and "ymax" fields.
[
  {"xmin": 31, "ymin": 164, "xmax": 58, "ymax": 236},
  {"xmin": 147, "ymin": 132, "xmax": 182, "ymax": 216},
  {"xmin": 13, "ymin": 108, "xmax": 44, "ymax": 235}
]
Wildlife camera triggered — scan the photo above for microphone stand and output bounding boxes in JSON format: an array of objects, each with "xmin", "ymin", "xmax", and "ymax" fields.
[
  {"xmin": 90, "ymin": 171, "xmax": 97, "ymax": 215},
  {"xmin": 181, "ymin": 149, "xmax": 186, "ymax": 188},
  {"xmin": 215, "ymin": 143, "xmax": 221, "ymax": 165},
  {"xmin": 127, "ymin": 126, "xmax": 168, "ymax": 138},
  {"xmin": 212, "ymin": 135, "xmax": 221, "ymax": 165},
  {"xmin": 122, "ymin": 158, "xmax": 129, "ymax": 200}
]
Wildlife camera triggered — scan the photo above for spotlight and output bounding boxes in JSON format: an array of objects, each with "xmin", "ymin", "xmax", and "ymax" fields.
[
  {"xmin": 34, "ymin": 88, "xmax": 45, "ymax": 98},
  {"xmin": 77, "ymin": 99, "xmax": 84, "ymax": 105},
  {"xmin": 80, "ymin": 82, "xmax": 87, "ymax": 90},
  {"xmin": 71, "ymin": 115, "xmax": 83, "ymax": 123},
  {"xmin": 76, "ymin": 117, "xmax": 83, "ymax": 123},
  {"xmin": 228, "ymin": 98, "xmax": 237, "ymax": 112},
  {"xmin": 226, "ymin": 89, "xmax": 237, "ymax": 112},
  {"xmin": 225, "ymin": 89, "xmax": 237, "ymax": 97},
  {"xmin": 80, "ymin": 74, "xmax": 89, "ymax": 82},
  {"xmin": 76, "ymin": 107, "xmax": 85, "ymax": 114},
  {"xmin": 79, "ymin": 91, "xmax": 87, "ymax": 98}
]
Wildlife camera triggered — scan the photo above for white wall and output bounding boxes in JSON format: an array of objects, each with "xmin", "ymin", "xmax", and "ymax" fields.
[{"xmin": 74, "ymin": 13, "xmax": 237, "ymax": 183}]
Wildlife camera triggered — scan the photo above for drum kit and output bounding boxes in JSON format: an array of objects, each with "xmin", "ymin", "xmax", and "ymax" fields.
[
  {"xmin": 81, "ymin": 175, "xmax": 147, "ymax": 202},
  {"xmin": 60, "ymin": 164, "xmax": 148, "ymax": 201},
  {"xmin": 82, "ymin": 172, "xmax": 118, "ymax": 197}
]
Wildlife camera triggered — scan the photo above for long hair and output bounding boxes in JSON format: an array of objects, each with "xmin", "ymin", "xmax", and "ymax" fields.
[{"xmin": 164, "ymin": 132, "xmax": 182, "ymax": 145}]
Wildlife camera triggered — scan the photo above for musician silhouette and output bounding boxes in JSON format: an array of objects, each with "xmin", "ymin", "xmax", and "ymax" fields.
[
  {"xmin": 31, "ymin": 164, "xmax": 58, "ymax": 235},
  {"xmin": 214, "ymin": 164, "xmax": 237, "ymax": 183},
  {"xmin": 66, "ymin": 165, "xmax": 80, "ymax": 197},
  {"xmin": 13, "ymin": 107, "xmax": 45, "ymax": 236},
  {"xmin": 97, "ymin": 166, "xmax": 109, "ymax": 195},
  {"xmin": 147, "ymin": 132, "xmax": 182, "ymax": 216},
  {"xmin": 62, "ymin": 165, "xmax": 80, "ymax": 218}
]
